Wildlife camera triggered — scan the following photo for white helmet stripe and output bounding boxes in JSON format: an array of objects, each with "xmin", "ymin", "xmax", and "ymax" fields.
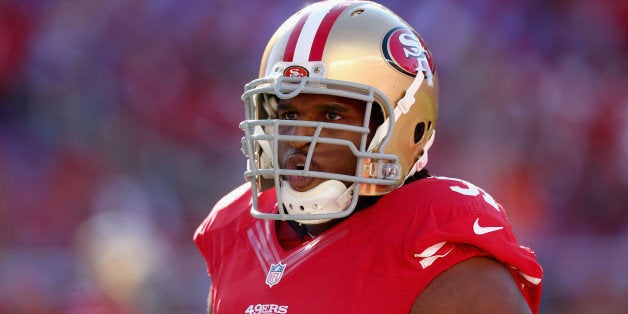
[
  {"xmin": 293, "ymin": 5, "xmax": 328, "ymax": 62},
  {"xmin": 285, "ymin": 1, "xmax": 351, "ymax": 62}
]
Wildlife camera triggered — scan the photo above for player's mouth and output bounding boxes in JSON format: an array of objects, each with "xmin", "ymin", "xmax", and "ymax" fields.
[{"xmin": 283, "ymin": 154, "xmax": 318, "ymax": 190}]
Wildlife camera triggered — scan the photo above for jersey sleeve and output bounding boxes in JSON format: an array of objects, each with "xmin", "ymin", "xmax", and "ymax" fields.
[
  {"xmin": 193, "ymin": 184, "xmax": 278, "ymax": 277},
  {"xmin": 405, "ymin": 177, "xmax": 543, "ymax": 312},
  {"xmin": 193, "ymin": 183, "xmax": 252, "ymax": 275}
]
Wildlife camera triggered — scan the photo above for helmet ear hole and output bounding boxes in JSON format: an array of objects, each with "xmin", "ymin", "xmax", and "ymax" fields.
[
  {"xmin": 414, "ymin": 122, "xmax": 425, "ymax": 144},
  {"xmin": 413, "ymin": 121, "xmax": 433, "ymax": 144}
]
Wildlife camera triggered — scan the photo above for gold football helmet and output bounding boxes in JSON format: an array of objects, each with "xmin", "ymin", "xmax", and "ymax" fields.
[{"xmin": 240, "ymin": 0, "xmax": 438, "ymax": 222}]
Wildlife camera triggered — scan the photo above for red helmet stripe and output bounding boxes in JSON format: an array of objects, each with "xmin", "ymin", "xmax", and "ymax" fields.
[
  {"xmin": 308, "ymin": 2, "xmax": 350, "ymax": 61},
  {"xmin": 283, "ymin": 11, "xmax": 310, "ymax": 62}
]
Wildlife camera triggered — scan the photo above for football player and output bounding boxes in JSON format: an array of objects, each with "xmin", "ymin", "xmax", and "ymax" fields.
[{"xmin": 194, "ymin": 1, "xmax": 543, "ymax": 313}]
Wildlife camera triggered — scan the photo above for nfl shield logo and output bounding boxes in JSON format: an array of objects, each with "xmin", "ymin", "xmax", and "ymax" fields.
[{"xmin": 265, "ymin": 262, "xmax": 286, "ymax": 288}]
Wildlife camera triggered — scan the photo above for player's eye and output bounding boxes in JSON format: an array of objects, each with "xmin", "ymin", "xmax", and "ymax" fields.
[
  {"xmin": 325, "ymin": 112, "xmax": 341, "ymax": 121},
  {"xmin": 280, "ymin": 111, "xmax": 299, "ymax": 120}
]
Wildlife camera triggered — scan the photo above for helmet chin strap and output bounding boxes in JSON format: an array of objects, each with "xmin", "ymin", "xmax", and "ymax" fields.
[{"xmin": 280, "ymin": 180, "xmax": 353, "ymax": 225}]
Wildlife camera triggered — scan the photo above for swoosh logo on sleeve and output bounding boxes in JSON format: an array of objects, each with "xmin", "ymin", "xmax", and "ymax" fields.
[{"xmin": 473, "ymin": 218, "xmax": 504, "ymax": 235}]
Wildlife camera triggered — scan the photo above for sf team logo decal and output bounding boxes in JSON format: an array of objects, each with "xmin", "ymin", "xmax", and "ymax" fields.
[
  {"xmin": 382, "ymin": 27, "xmax": 435, "ymax": 78},
  {"xmin": 265, "ymin": 261, "xmax": 286, "ymax": 287},
  {"xmin": 283, "ymin": 65, "xmax": 309, "ymax": 77}
]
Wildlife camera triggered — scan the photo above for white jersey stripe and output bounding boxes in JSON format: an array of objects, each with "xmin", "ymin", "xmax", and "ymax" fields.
[{"xmin": 247, "ymin": 228, "xmax": 270, "ymax": 271}]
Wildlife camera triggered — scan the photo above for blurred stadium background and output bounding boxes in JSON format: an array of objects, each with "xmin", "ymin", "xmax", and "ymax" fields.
[{"xmin": 0, "ymin": 0, "xmax": 626, "ymax": 313}]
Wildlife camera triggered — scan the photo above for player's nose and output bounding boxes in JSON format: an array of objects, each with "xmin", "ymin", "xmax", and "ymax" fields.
[{"xmin": 287, "ymin": 124, "xmax": 316, "ymax": 149}]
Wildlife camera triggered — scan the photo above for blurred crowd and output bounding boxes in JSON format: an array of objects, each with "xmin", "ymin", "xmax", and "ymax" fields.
[{"xmin": 0, "ymin": 0, "xmax": 626, "ymax": 313}]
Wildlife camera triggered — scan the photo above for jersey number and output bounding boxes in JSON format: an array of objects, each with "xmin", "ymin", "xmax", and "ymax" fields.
[{"xmin": 444, "ymin": 177, "xmax": 499, "ymax": 211}]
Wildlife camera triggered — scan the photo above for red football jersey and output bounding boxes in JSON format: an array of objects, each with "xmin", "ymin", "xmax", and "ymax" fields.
[{"xmin": 194, "ymin": 176, "xmax": 543, "ymax": 313}]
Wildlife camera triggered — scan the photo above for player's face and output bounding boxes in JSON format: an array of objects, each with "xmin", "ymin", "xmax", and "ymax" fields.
[{"xmin": 276, "ymin": 94, "xmax": 368, "ymax": 192}]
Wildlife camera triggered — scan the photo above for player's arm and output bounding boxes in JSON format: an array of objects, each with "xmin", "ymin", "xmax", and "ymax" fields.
[{"xmin": 410, "ymin": 257, "xmax": 531, "ymax": 314}]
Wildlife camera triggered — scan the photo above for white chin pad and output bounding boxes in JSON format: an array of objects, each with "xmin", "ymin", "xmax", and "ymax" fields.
[{"xmin": 280, "ymin": 180, "xmax": 351, "ymax": 225}]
